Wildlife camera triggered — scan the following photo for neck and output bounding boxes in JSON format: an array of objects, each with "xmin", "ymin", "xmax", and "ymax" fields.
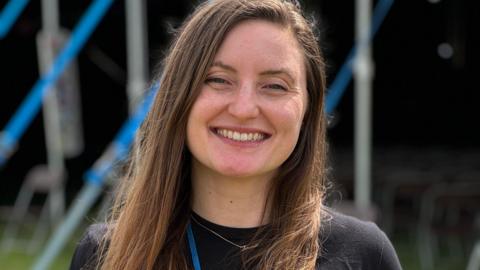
[{"xmin": 191, "ymin": 164, "xmax": 275, "ymax": 228}]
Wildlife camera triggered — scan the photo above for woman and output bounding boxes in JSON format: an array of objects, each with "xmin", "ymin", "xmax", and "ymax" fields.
[{"xmin": 70, "ymin": 0, "xmax": 402, "ymax": 269}]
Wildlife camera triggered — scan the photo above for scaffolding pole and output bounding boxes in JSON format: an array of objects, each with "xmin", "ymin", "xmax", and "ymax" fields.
[
  {"xmin": 354, "ymin": 0, "xmax": 374, "ymax": 211},
  {"xmin": 125, "ymin": 0, "xmax": 148, "ymax": 113},
  {"xmin": 39, "ymin": 0, "xmax": 65, "ymax": 223}
]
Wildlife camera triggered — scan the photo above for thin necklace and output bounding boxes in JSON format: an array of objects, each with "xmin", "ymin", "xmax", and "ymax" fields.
[{"xmin": 191, "ymin": 215, "xmax": 257, "ymax": 251}]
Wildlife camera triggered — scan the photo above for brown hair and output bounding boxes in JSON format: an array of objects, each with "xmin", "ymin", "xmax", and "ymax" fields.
[{"xmin": 100, "ymin": 0, "xmax": 327, "ymax": 269}]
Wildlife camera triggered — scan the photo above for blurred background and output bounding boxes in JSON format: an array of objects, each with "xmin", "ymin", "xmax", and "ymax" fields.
[{"xmin": 0, "ymin": 0, "xmax": 478, "ymax": 269}]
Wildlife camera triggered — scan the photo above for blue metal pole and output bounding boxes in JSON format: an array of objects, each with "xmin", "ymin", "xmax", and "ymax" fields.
[
  {"xmin": 325, "ymin": 0, "xmax": 394, "ymax": 114},
  {"xmin": 31, "ymin": 83, "xmax": 158, "ymax": 270},
  {"xmin": 0, "ymin": 0, "xmax": 115, "ymax": 168},
  {"xmin": 0, "ymin": 0, "xmax": 30, "ymax": 38}
]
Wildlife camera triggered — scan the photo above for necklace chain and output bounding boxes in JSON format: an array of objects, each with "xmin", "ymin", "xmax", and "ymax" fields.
[{"xmin": 191, "ymin": 216, "xmax": 255, "ymax": 251}]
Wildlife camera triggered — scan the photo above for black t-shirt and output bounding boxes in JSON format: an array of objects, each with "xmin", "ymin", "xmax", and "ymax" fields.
[{"xmin": 69, "ymin": 210, "xmax": 402, "ymax": 269}]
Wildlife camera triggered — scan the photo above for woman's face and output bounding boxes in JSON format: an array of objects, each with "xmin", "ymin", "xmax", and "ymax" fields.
[{"xmin": 187, "ymin": 20, "xmax": 307, "ymax": 180}]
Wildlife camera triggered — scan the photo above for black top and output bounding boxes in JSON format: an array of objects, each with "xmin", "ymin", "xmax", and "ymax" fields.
[{"xmin": 69, "ymin": 210, "xmax": 402, "ymax": 269}]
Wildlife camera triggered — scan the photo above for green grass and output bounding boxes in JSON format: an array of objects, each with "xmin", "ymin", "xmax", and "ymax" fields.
[
  {"xmin": 0, "ymin": 245, "xmax": 76, "ymax": 270},
  {"xmin": 0, "ymin": 222, "xmax": 85, "ymax": 270},
  {"xmin": 392, "ymin": 233, "xmax": 467, "ymax": 270}
]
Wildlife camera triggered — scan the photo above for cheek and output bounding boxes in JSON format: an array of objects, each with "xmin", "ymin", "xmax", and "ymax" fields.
[
  {"xmin": 190, "ymin": 88, "xmax": 223, "ymax": 115},
  {"xmin": 186, "ymin": 89, "xmax": 221, "ymax": 147},
  {"xmin": 272, "ymin": 97, "xmax": 306, "ymax": 133}
]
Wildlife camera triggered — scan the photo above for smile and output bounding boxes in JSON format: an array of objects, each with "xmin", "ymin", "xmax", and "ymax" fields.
[{"xmin": 214, "ymin": 128, "xmax": 268, "ymax": 142}]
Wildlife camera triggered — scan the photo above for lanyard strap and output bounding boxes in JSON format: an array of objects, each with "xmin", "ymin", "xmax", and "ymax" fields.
[{"xmin": 187, "ymin": 222, "xmax": 202, "ymax": 270}]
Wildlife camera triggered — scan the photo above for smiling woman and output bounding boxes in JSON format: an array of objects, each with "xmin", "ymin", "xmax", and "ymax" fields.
[
  {"xmin": 187, "ymin": 20, "xmax": 307, "ymax": 188},
  {"xmin": 69, "ymin": 0, "xmax": 401, "ymax": 270}
]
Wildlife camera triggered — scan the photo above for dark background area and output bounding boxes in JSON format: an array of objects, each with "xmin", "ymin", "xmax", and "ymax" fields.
[{"xmin": 0, "ymin": 0, "xmax": 478, "ymax": 205}]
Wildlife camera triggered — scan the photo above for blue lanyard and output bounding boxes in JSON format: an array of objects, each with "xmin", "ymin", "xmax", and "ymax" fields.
[{"xmin": 187, "ymin": 222, "xmax": 202, "ymax": 270}]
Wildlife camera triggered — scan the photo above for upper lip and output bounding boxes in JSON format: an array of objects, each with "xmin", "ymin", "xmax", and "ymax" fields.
[{"xmin": 211, "ymin": 126, "xmax": 272, "ymax": 136}]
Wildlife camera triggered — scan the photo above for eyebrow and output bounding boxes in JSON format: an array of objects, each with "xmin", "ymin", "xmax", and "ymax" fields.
[
  {"xmin": 259, "ymin": 68, "xmax": 296, "ymax": 83},
  {"xmin": 211, "ymin": 61, "xmax": 236, "ymax": 73},
  {"xmin": 211, "ymin": 61, "xmax": 296, "ymax": 83}
]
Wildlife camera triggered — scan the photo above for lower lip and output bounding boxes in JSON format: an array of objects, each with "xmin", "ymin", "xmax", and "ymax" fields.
[{"xmin": 210, "ymin": 129, "xmax": 268, "ymax": 147}]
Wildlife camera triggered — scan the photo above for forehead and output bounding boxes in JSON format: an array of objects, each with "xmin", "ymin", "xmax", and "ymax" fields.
[{"xmin": 213, "ymin": 20, "xmax": 305, "ymax": 77}]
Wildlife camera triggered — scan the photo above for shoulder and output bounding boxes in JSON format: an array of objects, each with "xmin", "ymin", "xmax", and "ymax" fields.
[
  {"xmin": 317, "ymin": 209, "xmax": 402, "ymax": 270},
  {"xmin": 69, "ymin": 223, "xmax": 108, "ymax": 270}
]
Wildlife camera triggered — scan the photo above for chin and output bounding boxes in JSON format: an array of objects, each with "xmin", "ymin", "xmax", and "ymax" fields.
[{"xmin": 214, "ymin": 163, "xmax": 272, "ymax": 179}]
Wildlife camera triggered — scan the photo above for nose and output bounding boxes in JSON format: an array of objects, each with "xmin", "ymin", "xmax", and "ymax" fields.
[{"xmin": 227, "ymin": 83, "xmax": 260, "ymax": 120}]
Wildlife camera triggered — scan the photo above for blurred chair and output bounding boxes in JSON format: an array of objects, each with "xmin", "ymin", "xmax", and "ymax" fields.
[
  {"xmin": 1, "ymin": 164, "xmax": 65, "ymax": 253},
  {"xmin": 380, "ymin": 168, "xmax": 443, "ymax": 235},
  {"xmin": 417, "ymin": 178, "xmax": 480, "ymax": 270}
]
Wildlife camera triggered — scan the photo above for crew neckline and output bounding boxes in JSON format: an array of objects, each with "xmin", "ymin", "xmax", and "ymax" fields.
[{"xmin": 191, "ymin": 211, "xmax": 262, "ymax": 241}]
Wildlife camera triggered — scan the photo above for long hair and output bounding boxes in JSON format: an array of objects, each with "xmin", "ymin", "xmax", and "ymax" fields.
[{"xmin": 100, "ymin": 0, "xmax": 327, "ymax": 269}]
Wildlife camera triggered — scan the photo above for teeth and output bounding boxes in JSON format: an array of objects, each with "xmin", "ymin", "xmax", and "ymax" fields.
[{"xmin": 216, "ymin": 129, "xmax": 265, "ymax": 142}]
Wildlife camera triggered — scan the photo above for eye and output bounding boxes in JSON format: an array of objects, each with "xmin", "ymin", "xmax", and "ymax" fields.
[
  {"xmin": 205, "ymin": 77, "xmax": 229, "ymax": 85},
  {"xmin": 264, "ymin": 83, "xmax": 288, "ymax": 91}
]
